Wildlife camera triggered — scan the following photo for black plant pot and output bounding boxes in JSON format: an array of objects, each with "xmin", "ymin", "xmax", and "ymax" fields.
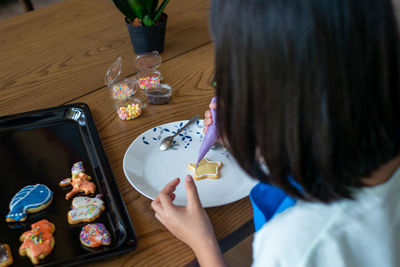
[{"xmin": 125, "ymin": 13, "xmax": 168, "ymax": 54}]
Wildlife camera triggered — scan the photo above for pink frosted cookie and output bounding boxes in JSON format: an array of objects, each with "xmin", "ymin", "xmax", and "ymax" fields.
[
  {"xmin": 80, "ymin": 223, "xmax": 111, "ymax": 248},
  {"xmin": 68, "ymin": 195, "xmax": 105, "ymax": 224},
  {"xmin": 19, "ymin": 219, "xmax": 55, "ymax": 265}
]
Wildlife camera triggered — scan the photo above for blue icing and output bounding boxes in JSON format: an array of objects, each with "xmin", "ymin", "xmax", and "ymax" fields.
[{"xmin": 6, "ymin": 184, "xmax": 53, "ymax": 222}]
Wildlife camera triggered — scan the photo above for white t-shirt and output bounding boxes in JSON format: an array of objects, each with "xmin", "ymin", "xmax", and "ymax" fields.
[{"xmin": 252, "ymin": 167, "xmax": 400, "ymax": 267}]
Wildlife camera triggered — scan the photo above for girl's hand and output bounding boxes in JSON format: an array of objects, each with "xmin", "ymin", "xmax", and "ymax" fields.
[
  {"xmin": 203, "ymin": 101, "xmax": 217, "ymax": 134},
  {"xmin": 204, "ymin": 100, "xmax": 227, "ymax": 148},
  {"xmin": 151, "ymin": 175, "xmax": 227, "ymax": 266}
]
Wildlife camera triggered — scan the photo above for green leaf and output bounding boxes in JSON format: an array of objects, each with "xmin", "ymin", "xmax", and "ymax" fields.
[
  {"xmin": 142, "ymin": 0, "xmax": 155, "ymax": 17},
  {"xmin": 112, "ymin": 0, "xmax": 136, "ymax": 21},
  {"xmin": 153, "ymin": 0, "xmax": 169, "ymax": 23},
  {"xmin": 143, "ymin": 15, "xmax": 155, "ymax": 26},
  {"xmin": 128, "ymin": 0, "xmax": 145, "ymax": 19},
  {"xmin": 151, "ymin": 0, "xmax": 159, "ymax": 17}
]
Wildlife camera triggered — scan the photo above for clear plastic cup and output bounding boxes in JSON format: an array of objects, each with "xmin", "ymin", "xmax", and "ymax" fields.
[
  {"xmin": 135, "ymin": 51, "xmax": 163, "ymax": 90},
  {"xmin": 115, "ymin": 98, "xmax": 146, "ymax": 121},
  {"xmin": 145, "ymin": 83, "xmax": 172, "ymax": 105},
  {"xmin": 105, "ymin": 57, "xmax": 146, "ymax": 120}
]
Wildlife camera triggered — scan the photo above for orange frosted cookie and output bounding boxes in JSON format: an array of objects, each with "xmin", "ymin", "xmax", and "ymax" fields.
[
  {"xmin": 59, "ymin": 161, "xmax": 96, "ymax": 200},
  {"xmin": 187, "ymin": 158, "xmax": 223, "ymax": 180},
  {"xmin": 19, "ymin": 219, "xmax": 55, "ymax": 265}
]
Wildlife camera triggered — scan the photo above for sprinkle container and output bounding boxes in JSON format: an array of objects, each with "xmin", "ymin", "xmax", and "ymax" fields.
[
  {"xmin": 105, "ymin": 57, "xmax": 137, "ymax": 101},
  {"xmin": 105, "ymin": 57, "xmax": 145, "ymax": 120},
  {"xmin": 135, "ymin": 51, "xmax": 163, "ymax": 90},
  {"xmin": 115, "ymin": 98, "xmax": 146, "ymax": 121},
  {"xmin": 145, "ymin": 83, "xmax": 172, "ymax": 105}
]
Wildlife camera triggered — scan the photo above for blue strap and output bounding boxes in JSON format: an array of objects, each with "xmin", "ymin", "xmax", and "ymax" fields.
[{"xmin": 250, "ymin": 182, "xmax": 297, "ymax": 231}]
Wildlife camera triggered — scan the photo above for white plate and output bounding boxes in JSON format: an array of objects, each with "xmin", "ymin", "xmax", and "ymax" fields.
[{"xmin": 123, "ymin": 120, "xmax": 257, "ymax": 207}]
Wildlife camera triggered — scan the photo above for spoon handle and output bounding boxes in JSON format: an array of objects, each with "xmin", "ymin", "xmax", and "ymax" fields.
[{"xmin": 173, "ymin": 115, "xmax": 200, "ymax": 137}]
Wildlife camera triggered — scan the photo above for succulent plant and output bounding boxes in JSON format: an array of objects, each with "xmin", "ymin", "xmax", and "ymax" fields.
[{"xmin": 112, "ymin": 0, "xmax": 170, "ymax": 26}]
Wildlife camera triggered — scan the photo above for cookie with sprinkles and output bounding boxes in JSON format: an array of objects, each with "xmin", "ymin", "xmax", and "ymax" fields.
[
  {"xmin": 19, "ymin": 219, "xmax": 55, "ymax": 265},
  {"xmin": 68, "ymin": 195, "xmax": 105, "ymax": 224},
  {"xmin": 0, "ymin": 244, "xmax": 13, "ymax": 267},
  {"xmin": 59, "ymin": 161, "xmax": 96, "ymax": 200},
  {"xmin": 80, "ymin": 223, "xmax": 111, "ymax": 248}
]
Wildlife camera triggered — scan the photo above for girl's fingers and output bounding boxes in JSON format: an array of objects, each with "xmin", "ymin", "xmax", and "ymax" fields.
[
  {"xmin": 204, "ymin": 118, "xmax": 212, "ymax": 126},
  {"xmin": 170, "ymin": 193, "xmax": 176, "ymax": 202},
  {"xmin": 151, "ymin": 178, "xmax": 180, "ymax": 213},
  {"xmin": 160, "ymin": 178, "xmax": 180, "ymax": 195},
  {"xmin": 185, "ymin": 175, "xmax": 201, "ymax": 208},
  {"xmin": 205, "ymin": 110, "xmax": 212, "ymax": 118},
  {"xmin": 158, "ymin": 191, "xmax": 175, "ymax": 210}
]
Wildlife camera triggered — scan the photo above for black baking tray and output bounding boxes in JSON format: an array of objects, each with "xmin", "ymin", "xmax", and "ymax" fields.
[{"xmin": 0, "ymin": 103, "xmax": 136, "ymax": 266}]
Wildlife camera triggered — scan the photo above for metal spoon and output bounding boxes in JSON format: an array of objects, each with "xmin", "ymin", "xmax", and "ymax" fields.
[{"xmin": 159, "ymin": 115, "xmax": 200, "ymax": 151}]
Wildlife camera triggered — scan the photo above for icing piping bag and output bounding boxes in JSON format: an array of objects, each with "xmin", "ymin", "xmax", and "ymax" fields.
[{"xmin": 196, "ymin": 96, "xmax": 218, "ymax": 167}]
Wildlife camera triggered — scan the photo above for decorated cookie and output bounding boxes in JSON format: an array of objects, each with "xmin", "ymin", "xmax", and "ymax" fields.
[
  {"xmin": 0, "ymin": 244, "xmax": 13, "ymax": 267},
  {"xmin": 19, "ymin": 219, "xmax": 55, "ymax": 265},
  {"xmin": 59, "ymin": 161, "xmax": 96, "ymax": 200},
  {"xmin": 68, "ymin": 195, "xmax": 105, "ymax": 224},
  {"xmin": 6, "ymin": 184, "xmax": 53, "ymax": 222},
  {"xmin": 187, "ymin": 158, "xmax": 223, "ymax": 180},
  {"xmin": 71, "ymin": 161, "xmax": 85, "ymax": 178},
  {"xmin": 80, "ymin": 223, "xmax": 111, "ymax": 248}
]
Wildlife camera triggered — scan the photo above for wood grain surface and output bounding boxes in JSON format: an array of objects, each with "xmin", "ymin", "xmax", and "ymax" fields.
[
  {"xmin": 0, "ymin": 0, "xmax": 254, "ymax": 266},
  {"xmin": 76, "ymin": 43, "xmax": 254, "ymax": 267},
  {"xmin": 0, "ymin": 0, "xmax": 211, "ymax": 116}
]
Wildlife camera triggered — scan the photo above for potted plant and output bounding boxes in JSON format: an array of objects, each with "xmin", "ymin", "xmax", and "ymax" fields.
[{"xmin": 112, "ymin": 0, "xmax": 170, "ymax": 54}]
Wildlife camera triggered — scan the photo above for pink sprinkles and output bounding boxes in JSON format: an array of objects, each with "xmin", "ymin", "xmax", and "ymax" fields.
[
  {"xmin": 80, "ymin": 223, "xmax": 111, "ymax": 247},
  {"xmin": 138, "ymin": 76, "xmax": 160, "ymax": 90}
]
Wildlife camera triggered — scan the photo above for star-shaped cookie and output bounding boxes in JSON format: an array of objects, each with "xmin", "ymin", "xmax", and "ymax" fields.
[{"xmin": 187, "ymin": 158, "xmax": 223, "ymax": 180}]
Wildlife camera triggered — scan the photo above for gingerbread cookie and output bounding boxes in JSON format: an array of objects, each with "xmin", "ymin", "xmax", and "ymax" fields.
[
  {"xmin": 59, "ymin": 161, "xmax": 96, "ymax": 200},
  {"xmin": 0, "ymin": 244, "xmax": 13, "ymax": 267},
  {"xmin": 6, "ymin": 184, "xmax": 53, "ymax": 222},
  {"xmin": 68, "ymin": 195, "xmax": 105, "ymax": 224},
  {"xmin": 187, "ymin": 158, "xmax": 223, "ymax": 180},
  {"xmin": 80, "ymin": 223, "xmax": 111, "ymax": 248},
  {"xmin": 19, "ymin": 219, "xmax": 55, "ymax": 265}
]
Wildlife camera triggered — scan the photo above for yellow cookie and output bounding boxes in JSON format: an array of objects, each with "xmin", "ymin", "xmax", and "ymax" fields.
[{"xmin": 187, "ymin": 158, "xmax": 223, "ymax": 180}]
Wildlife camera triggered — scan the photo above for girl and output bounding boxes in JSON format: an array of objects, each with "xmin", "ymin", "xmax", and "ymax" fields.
[{"xmin": 151, "ymin": 0, "xmax": 400, "ymax": 266}]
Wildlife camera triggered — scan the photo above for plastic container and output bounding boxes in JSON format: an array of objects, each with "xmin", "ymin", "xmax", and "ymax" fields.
[
  {"xmin": 105, "ymin": 57, "xmax": 137, "ymax": 100},
  {"xmin": 145, "ymin": 83, "xmax": 172, "ymax": 104},
  {"xmin": 135, "ymin": 51, "xmax": 163, "ymax": 90},
  {"xmin": 105, "ymin": 57, "xmax": 145, "ymax": 120},
  {"xmin": 115, "ymin": 98, "xmax": 146, "ymax": 121},
  {"xmin": 136, "ymin": 69, "xmax": 162, "ymax": 90}
]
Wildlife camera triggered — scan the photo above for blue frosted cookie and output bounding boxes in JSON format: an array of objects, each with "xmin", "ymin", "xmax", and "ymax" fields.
[{"xmin": 5, "ymin": 184, "xmax": 53, "ymax": 222}]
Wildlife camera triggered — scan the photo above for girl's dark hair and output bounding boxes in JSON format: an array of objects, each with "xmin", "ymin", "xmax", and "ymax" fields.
[{"xmin": 211, "ymin": 0, "xmax": 400, "ymax": 202}]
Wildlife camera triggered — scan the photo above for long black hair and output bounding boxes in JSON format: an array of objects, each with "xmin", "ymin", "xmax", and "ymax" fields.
[{"xmin": 211, "ymin": 0, "xmax": 400, "ymax": 202}]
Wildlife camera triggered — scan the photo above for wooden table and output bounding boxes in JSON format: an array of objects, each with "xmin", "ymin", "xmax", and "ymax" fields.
[{"xmin": 0, "ymin": 0, "xmax": 254, "ymax": 265}]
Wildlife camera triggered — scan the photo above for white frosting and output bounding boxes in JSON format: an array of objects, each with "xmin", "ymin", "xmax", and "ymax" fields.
[
  {"xmin": 68, "ymin": 196, "xmax": 104, "ymax": 222},
  {"xmin": 72, "ymin": 196, "xmax": 103, "ymax": 209}
]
